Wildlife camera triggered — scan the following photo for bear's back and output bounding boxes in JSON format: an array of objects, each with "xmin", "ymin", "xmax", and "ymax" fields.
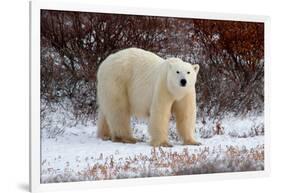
[
  {"xmin": 98, "ymin": 47, "xmax": 164, "ymax": 83},
  {"xmin": 97, "ymin": 48, "xmax": 166, "ymax": 118}
]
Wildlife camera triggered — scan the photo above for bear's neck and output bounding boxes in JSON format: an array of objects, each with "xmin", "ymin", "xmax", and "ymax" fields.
[{"xmin": 156, "ymin": 66, "xmax": 176, "ymax": 102}]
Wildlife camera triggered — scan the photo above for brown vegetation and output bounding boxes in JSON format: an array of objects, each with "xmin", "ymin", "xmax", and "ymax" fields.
[
  {"xmin": 41, "ymin": 145, "xmax": 264, "ymax": 183},
  {"xmin": 40, "ymin": 10, "xmax": 264, "ymax": 122}
]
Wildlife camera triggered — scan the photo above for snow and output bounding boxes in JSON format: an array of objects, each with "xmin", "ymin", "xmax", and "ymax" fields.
[{"xmin": 41, "ymin": 112, "xmax": 264, "ymax": 183}]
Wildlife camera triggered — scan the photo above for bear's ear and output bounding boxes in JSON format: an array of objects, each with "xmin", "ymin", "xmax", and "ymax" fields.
[{"xmin": 193, "ymin": 64, "xmax": 200, "ymax": 74}]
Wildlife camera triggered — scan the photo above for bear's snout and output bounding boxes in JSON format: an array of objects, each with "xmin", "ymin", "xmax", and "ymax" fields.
[{"xmin": 180, "ymin": 79, "xmax": 187, "ymax": 87}]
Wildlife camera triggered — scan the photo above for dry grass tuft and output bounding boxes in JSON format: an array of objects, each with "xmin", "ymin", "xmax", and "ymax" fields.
[{"xmin": 41, "ymin": 145, "xmax": 264, "ymax": 183}]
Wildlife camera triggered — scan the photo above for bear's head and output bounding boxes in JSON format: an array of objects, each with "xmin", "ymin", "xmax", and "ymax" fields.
[{"xmin": 166, "ymin": 58, "xmax": 199, "ymax": 100}]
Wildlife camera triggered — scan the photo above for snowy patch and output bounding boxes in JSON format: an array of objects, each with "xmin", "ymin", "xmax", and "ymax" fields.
[{"xmin": 41, "ymin": 108, "xmax": 264, "ymax": 183}]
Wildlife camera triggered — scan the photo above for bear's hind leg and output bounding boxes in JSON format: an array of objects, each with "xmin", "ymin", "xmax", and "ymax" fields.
[
  {"xmin": 106, "ymin": 109, "xmax": 137, "ymax": 144},
  {"xmin": 97, "ymin": 111, "xmax": 111, "ymax": 140},
  {"xmin": 99, "ymin": 79, "xmax": 136, "ymax": 144}
]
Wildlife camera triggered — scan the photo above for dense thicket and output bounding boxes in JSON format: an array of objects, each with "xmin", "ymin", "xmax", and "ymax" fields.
[{"xmin": 41, "ymin": 10, "xmax": 264, "ymax": 120}]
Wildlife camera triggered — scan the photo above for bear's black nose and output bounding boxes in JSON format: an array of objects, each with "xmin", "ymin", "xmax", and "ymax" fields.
[{"xmin": 180, "ymin": 79, "xmax": 187, "ymax": 87}]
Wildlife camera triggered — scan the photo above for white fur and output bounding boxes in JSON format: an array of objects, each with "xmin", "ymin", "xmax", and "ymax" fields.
[{"xmin": 97, "ymin": 48, "xmax": 200, "ymax": 146}]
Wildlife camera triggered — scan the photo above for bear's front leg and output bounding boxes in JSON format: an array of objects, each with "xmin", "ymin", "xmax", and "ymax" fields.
[
  {"xmin": 149, "ymin": 94, "xmax": 173, "ymax": 147},
  {"xmin": 173, "ymin": 91, "xmax": 201, "ymax": 145},
  {"xmin": 149, "ymin": 113, "xmax": 173, "ymax": 147}
]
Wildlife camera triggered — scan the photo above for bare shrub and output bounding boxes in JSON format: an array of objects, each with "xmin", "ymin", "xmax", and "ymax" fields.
[{"xmin": 40, "ymin": 10, "xmax": 264, "ymax": 128}]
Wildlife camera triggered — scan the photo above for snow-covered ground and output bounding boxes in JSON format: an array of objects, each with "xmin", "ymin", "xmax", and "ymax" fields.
[{"xmin": 41, "ymin": 107, "xmax": 264, "ymax": 183}]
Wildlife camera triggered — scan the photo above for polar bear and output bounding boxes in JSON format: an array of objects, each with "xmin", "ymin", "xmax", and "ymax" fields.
[{"xmin": 97, "ymin": 48, "xmax": 200, "ymax": 147}]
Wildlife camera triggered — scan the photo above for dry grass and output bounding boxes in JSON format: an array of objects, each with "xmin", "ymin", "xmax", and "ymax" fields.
[{"xmin": 41, "ymin": 144, "xmax": 264, "ymax": 183}]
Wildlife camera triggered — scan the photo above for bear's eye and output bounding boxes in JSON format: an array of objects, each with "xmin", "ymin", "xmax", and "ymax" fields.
[
  {"xmin": 176, "ymin": 71, "xmax": 179, "ymax": 74},
  {"xmin": 187, "ymin": 71, "xmax": 190, "ymax": 74}
]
